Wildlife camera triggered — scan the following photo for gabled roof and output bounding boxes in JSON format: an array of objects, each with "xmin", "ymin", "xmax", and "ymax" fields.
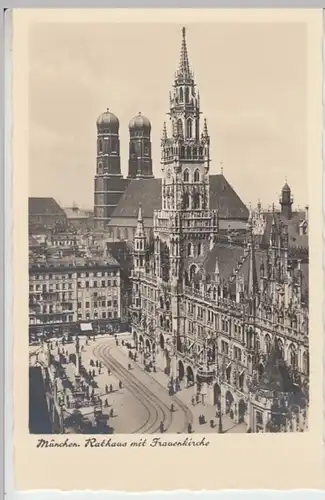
[
  {"xmin": 29, "ymin": 197, "xmax": 66, "ymax": 217},
  {"xmin": 261, "ymin": 211, "xmax": 308, "ymax": 251},
  {"xmin": 109, "ymin": 174, "xmax": 249, "ymax": 223},
  {"xmin": 29, "ymin": 235, "xmax": 40, "ymax": 248}
]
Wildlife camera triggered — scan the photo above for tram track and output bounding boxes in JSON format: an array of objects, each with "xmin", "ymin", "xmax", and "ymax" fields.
[
  {"xmin": 109, "ymin": 343, "xmax": 194, "ymax": 433},
  {"xmin": 94, "ymin": 343, "xmax": 171, "ymax": 434}
]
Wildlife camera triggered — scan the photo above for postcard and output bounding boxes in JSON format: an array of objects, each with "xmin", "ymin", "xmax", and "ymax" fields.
[{"xmin": 11, "ymin": 8, "xmax": 324, "ymax": 491}]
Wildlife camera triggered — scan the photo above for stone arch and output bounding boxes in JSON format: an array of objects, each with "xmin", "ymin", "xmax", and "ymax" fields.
[
  {"xmin": 213, "ymin": 383, "xmax": 221, "ymax": 406},
  {"xmin": 288, "ymin": 343, "xmax": 298, "ymax": 369},
  {"xmin": 225, "ymin": 390, "xmax": 234, "ymax": 413},
  {"xmin": 238, "ymin": 399, "xmax": 247, "ymax": 423},
  {"xmin": 178, "ymin": 360, "xmax": 185, "ymax": 381},
  {"xmin": 183, "ymin": 168, "xmax": 189, "ymax": 182},
  {"xmin": 145, "ymin": 338, "xmax": 151, "ymax": 352},
  {"xmin": 159, "ymin": 333, "xmax": 165, "ymax": 350},
  {"xmin": 189, "ymin": 263, "xmax": 198, "ymax": 281},
  {"xmin": 186, "ymin": 365, "xmax": 195, "ymax": 386},
  {"xmin": 194, "ymin": 168, "xmax": 200, "ymax": 182}
]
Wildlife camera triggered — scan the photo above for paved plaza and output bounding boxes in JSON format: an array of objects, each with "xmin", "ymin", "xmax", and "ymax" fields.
[{"xmin": 30, "ymin": 335, "xmax": 247, "ymax": 434}]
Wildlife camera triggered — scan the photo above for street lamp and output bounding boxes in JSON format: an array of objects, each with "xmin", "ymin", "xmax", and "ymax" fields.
[{"xmin": 218, "ymin": 402, "xmax": 223, "ymax": 434}]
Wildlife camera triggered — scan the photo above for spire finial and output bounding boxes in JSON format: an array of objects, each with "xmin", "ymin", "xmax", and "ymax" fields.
[
  {"xmin": 138, "ymin": 111, "xmax": 141, "ymax": 116},
  {"xmin": 137, "ymin": 203, "xmax": 143, "ymax": 222},
  {"xmin": 177, "ymin": 26, "xmax": 192, "ymax": 80},
  {"xmin": 220, "ymin": 161, "xmax": 224, "ymax": 175},
  {"xmin": 106, "ymin": 107, "xmax": 109, "ymax": 112},
  {"xmin": 162, "ymin": 121, "xmax": 167, "ymax": 140}
]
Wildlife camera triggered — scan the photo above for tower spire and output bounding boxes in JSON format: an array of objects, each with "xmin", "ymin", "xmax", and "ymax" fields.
[
  {"xmin": 177, "ymin": 26, "xmax": 192, "ymax": 81},
  {"xmin": 247, "ymin": 218, "xmax": 258, "ymax": 299}
]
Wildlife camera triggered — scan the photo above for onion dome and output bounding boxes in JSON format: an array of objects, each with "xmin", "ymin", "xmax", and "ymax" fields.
[
  {"xmin": 96, "ymin": 108, "xmax": 119, "ymax": 133},
  {"xmin": 129, "ymin": 112, "xmax": 151, "ymax": 132}
]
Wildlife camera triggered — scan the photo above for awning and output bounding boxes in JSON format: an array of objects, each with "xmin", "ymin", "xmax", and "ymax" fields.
[{"xmin": 80, "ymin": 323, "xmax": 93, "ymax": 332}]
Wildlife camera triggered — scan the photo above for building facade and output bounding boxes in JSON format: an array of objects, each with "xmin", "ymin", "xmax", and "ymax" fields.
[
  {"xmin": 29, "ymin": 253, "xmax": 122, "ymax": 336},
  {"xmin": 130, "ymin": 27, "xmax": 309, "ymax": 433}
]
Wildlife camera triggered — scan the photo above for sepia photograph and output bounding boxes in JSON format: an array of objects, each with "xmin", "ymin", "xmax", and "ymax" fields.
[{"xmin": 27, "ymin": 20, "xmax": 310, "ymax": 437}]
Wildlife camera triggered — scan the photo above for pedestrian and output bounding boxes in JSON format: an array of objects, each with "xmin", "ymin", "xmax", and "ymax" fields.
[
  {"xmin": 110, "ymin": 408, "xmax": 114, "ymax": 417},
  {"xmin": 160, "ymin": 421, "xmax": 164, "ymax": 433},
  {"xmin": 170, "ymin": 403, "xmax": 174, "ymax": 413},
  {"xmin": 110, "ymin": 384, "xmax": 113, "ymax": 393},
  {"xmin": 99, "ymin": 368, "xmax": 102, "ymax": 375},
  {"xmin": 191, "ymin": 397, "xmax": 195, "ymax": 406},
  {"xmin": 107, "ymin": 368, "xmax": 111, "ymax": 375},
  {"xmin": 92, "ymin": 369, "xmax": 95, "ymax": 377},
  {"xmin": 96, "ymin": 360, "xmax": 99, "ymax": 368},
  {"xmin": 188, "ymin": 423, "xmax": 192, "ymax": 434},
  {"xmin": 119, "ymin": 381, "xmax": 122, "ymax": 389},
  {"xmin": 105, "ymin": 384, "xmax": 108, "ymax": 394},
  {"xmin": 105, "ymin": 398, "xmax": 108, "ymax": 407}
]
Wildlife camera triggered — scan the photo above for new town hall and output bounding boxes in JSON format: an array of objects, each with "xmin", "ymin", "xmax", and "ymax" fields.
[{"xmin": 129, "ymin": 28, "xmax": 309, "ymax": 433}]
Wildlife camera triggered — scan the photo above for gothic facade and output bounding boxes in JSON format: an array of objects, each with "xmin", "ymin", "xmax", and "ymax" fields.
[{"xmin": 130, "ymin": 27, "xmax": 309, "ymax": 433}]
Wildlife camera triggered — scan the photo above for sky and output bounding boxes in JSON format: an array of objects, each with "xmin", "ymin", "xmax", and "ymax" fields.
[{"xmin": 28, "ymin": 22, "xmax": 307, "ymax": 211}]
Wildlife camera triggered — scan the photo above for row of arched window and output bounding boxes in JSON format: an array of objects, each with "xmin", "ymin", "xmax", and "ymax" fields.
[
  {"xmin": 183, "ymin": 168, "xmax": 200, "ymax": 182},
  {"xmin": 187, "ymin": 243, "xmax": 202, "ymax": 258}
]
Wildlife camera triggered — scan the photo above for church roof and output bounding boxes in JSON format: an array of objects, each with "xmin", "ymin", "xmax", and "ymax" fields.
[
  {"xmin": 29, "ymin": 197, "xmax": 66, "ymax": 217},
  {"xmin": 109, "ymin": 174, "xmax": 248, "ymax": 222},
  {"xmin": 204, "ymin": 243, "xmax": 245, "ymax": 281}
]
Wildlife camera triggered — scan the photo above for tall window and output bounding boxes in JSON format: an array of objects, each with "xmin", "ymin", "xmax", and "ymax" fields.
[
  {"xmin": 192, "ymin": 192, "xmax": 200, "ymax": 209},
  {"xmin": 194, "ymin": 169, "xmax": 200, "ymax": 182},
  {"xmin": 197, "ymin": 242, "xmax": 202, "ymax": 256},
  {"xmin": 185, "ymin": 87, "xmax": 190, "ymax": 103},
  {"xmin": 186, "ymin": 118, "xmax": 192, "ymax": 138},
  {"xmin": 189, "ymin": 264, "xmax": 197, "ymax": 281},
  {"xmin": 98, "ymin": 139, "xmax": 103, "ymax": 153},
  {"xmin": 183, "ymin": 192, "xmax": 189, "ymax": 209},
  {"xmin": 177, "ymin": 119, "xmax": 183, "ymax": 137},
  {"xmin": 289, "ymin": 344, "xmax": 298, "ymax": 369},
  {"xmin": 183, "ymin": 169, "xmax": 189, "ymax": 182},
  {"xmin": 187, "ymin": 242, "xmax": 192, "ymax": 256},
  {"xmin": 180, "ymin": 87, "xmax": 184, "ymax": 102}
]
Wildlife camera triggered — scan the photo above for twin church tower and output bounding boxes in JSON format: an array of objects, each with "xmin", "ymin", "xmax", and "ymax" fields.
[{"xmin": 93, "ymin": 109, "xmax": 153, "ymax": 228}]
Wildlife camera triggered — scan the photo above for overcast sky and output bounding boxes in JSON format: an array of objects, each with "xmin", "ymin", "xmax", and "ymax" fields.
[{"xmin": 28, "ymin": 22, "xmax": 307, "ymax": 210}]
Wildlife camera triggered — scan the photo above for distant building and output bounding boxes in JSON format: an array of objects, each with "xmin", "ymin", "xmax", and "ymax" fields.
[
  {"xmin": 29, "ymin": 251, "xmax": 122, "ymax": 336},
  {"xmin": 29, "ymin": 197, "xmax": 67, "ymax": 233},
  {"xmin": 64, "ymin": 204, "xmax": 94, "ymax": 231}
]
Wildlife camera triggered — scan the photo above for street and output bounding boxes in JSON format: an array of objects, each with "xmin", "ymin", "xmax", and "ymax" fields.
[{"xmin": 30, "ymin": 334, "xmax": 247, "ymax": 434}]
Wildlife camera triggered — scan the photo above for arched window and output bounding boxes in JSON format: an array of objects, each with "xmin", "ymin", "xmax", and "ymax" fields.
[
  {"xmin": 97, "ymin": 161, "xmax": 103, "ymax": 174},
  {"xmin": 177, "ymin": 119, "xmax": 183, "ymax": 137},
  {"xmin": 192, "ymin": 192, "xmax": 200, "ymax": 209},
  {"xmin": 185, "ymin": 87, "xmax": 190, "ymax": 103},
  {"xmin": 303, "ymin": 351, "xmax": 309, "ymax": 374},
  {"xmin": 197, "ymin": 242, "xmax": 202, "ymax": 256},
  {"xmin": 183, "ymin": 169, "xmax": 189, "ymax": 182},
  {"xmin": 189, "ymin": 264, "xmax": 197, "ymax": 281},
  {"xmin": 183, "ymin": 192, "xmax": 189, "ymax": 209},
  {"xmin": 277, "ymin": 338, "xmax": 284, "ymax": 358},
  {"xmin": 264, "ymin": 334, "xmax": 271, "ymax": 353},
  {"xmin": 98, "ymin": 139, "xmax": 103, "ymax": 153},
  {"xmin": 186, "ymin": 118, "xmax": 192, "ymax": 138},
  {"xmin": 180, "ymin": 87, "xmax": 184, "ymax": 102},
  {"xmin": 289, "ymin": 344, "xmax": 298, "ymax": 368},
  {"xmin": 194, "ymin": 169, "xmax": 200, "ymax": 182},
  {"xmin": 180, "ymin": 146, "xmax": 185, "ymax": 159},
  {"xmin": 187, "ymin": 242, "xmax": 192, "ymax": 256},
  {"xmin": 186, "ymin": 146, "xmax": 191, "ymax": 159}
]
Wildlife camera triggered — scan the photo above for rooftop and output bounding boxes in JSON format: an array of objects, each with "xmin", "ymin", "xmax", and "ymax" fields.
[
  {"xmin": 109, "ymin": 174, "xmax": 249, "ymax": 223},
  {"xmin": 29, "ymin": 197, "xmax": 66, "ymax": 216},
  {"xmin": 29, "ymin": 251, "xmax": 119, "ymax": 270}
]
